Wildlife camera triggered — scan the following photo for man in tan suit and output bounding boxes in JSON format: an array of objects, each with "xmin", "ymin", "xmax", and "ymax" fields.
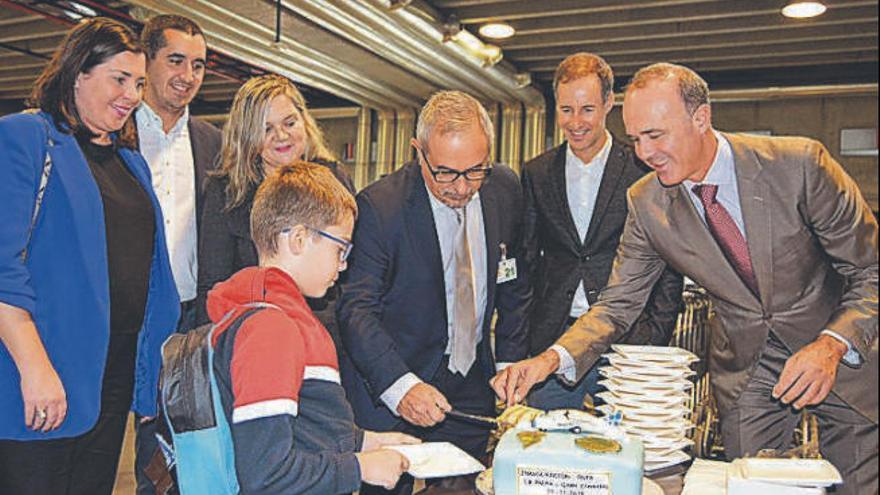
[{"xmin": 493, "ymin": 63, "xmax": 878, "ymax": 494}]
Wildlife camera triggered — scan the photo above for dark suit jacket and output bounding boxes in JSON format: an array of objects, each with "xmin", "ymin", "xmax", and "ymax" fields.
[
  {"xmin": 195, "ymin": 160, "xmax": 354, "ymax": 339},
  {"xmin": 556, "ymin": 133, "xmax": 878, "ymax": 422},
  {"xmin": 337, "ymin": 161, "xmax": 532, "ymax": 431},
  {"xmin": 522, "ymin": 140, "xmax": 683, "ymax": 355},
  {"xmin": 188, "ymin": 118, "xmax": 223, "ymax": 231}
]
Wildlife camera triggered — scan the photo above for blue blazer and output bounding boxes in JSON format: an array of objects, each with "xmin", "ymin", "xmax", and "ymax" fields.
[
  {"xmin": 0, "ymin": 111, "xmax": 180, "ymax": 440},
  {"xmin": 337, "ymin": 161, "xmax": 531, "ymax": 431}
]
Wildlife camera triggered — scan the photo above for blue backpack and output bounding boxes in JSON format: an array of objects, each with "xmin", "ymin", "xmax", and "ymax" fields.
[{"xmin": 158, "ymin": 303, "xmax": 277, "ymax": 495}]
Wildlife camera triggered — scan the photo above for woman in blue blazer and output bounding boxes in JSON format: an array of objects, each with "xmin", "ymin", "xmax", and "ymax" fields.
[{"xmin": 0, "ymin": 18, "xmax": 179, "ymax": 495}]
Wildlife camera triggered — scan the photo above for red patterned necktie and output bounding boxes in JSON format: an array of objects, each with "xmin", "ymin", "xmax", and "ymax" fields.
[{"xmin": 692, "ymin": 184, "xmax": 759, "ymax": 296}]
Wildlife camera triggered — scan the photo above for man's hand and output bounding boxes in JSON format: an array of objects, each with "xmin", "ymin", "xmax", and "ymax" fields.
[
  {"xmin": 361, "ymin": 431, "xmax": 421, "ymax": 452},
  {"xmin": 355, "ymin": 449, "xmax": 410, "ymax": 490},
  {"xmin": 773, "ymin": 335, "xmax": 848, "ymax": 409},
  {"xmin": 397, "ymin": 383, "xmax": 451, "ymax": 427},
  {"xmin": 490, "ymin": 350, "xmax": 560, "ymax": 407}
]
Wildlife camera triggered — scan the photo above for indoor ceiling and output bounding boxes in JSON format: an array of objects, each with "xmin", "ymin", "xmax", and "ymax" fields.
[
  {"xmin": 429, "ymin": 0, "xmax": 879, "ymax": 92},
  {"xmin": 0, "ymin": 0, "xmax": 877, "ymax": 115}
]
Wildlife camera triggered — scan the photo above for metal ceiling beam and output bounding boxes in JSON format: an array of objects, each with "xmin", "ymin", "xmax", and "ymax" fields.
[
  {"xmin": 521, "ymin": 37, "xmax": 878, "ymax": 72},
  {"xmin": 502, "ymin": 5, "xmax": 877, "ymax": 50},
  {"xmin": 453, "ymin": 0, "xmax": 720, "ymax": 23},
  {"xmin": 511, "ymin": 22, "xmax": 878, "ymax": 61},
  {"xmin": 607, "ymin": 51, "xmax": 878, "ymax": 76},
  {"xmin": 453, "ymin": 0, "xmax": 871, "ymax": 25}
]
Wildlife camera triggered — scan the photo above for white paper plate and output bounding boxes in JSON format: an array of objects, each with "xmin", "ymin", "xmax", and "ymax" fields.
[
  {"xmin": 600, "ymin": 376, "xmax": 694, "ymax": 393},
  {"xmin": 475, "ymin": 468, "xmax": 664, "ymax": 495},
  {"xmin": 642, "ymin": 437, "xmax": 695, "ymax": 453},
  {"xmin": 612, "ymin": 344, "xmax": 699, "ymax": 364},
  {"xmin": 597, "ymin": 404, "xmax": 692, "ymax": 426},
  {"xmin": 604, "ymin": 362, "xmax": 697, "ymax": 380},
  {"xmin": 601, "ymin": 385, "xmax": 691, "ymax": 406},
  {"xmin": 387, "ymin": 442, "xmax": 484, "ymax": 479},
  {"xmin": 736, "ymin": 458, "xmax": 843, "ymax": 487},
  {"xmin": 604, "ymin": 353, "xmax": 696, "ymax": 371},
  {"xmin": 599, "ymin": 366, "xmax": 695, "ymax": 383},
  {"xmin": 597, "ymin": 392, "xmax": 692, "ymax": 413},
  {"xmin": 645, "ymin": 450, "xmax": 692, "ymax": 472}
]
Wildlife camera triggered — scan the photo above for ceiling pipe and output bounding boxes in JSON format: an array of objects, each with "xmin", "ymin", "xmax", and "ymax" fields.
[
  {"xmin": 126, "ymin": 0, "xmax": 422, "ymax": 109},
  {"xmin": 286, "ymin": 1, "xmax": 510, "ymax": 102},
  {"xmin": 394, "ymin": 0, "xmax": 545, "ymax": 108}
]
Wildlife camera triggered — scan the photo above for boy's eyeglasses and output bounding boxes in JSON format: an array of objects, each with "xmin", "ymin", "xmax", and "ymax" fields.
[
  {"xmin": 281, "ymin": 226, "xmax": 353, "ymax": 263},
  {"xmin": 419, "ymin": 148, "xmax": 493, "ymax": 183}
]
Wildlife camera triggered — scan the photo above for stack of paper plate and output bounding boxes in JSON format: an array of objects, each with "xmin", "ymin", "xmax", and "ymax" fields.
[{"xmin": 596, "ymin": 344, "xmax": 699, "ymax": 472}]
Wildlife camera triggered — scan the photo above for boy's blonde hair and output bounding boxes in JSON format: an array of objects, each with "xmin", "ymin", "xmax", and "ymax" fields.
[{"xmin": 251, "ymin": 162, "xmax": 357, "ymax": 257}]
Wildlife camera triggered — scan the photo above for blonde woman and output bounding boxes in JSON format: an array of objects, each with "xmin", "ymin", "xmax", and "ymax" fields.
[{"xmin": 197, "ymin": 75, "xmax": 353, "ymax": 341}]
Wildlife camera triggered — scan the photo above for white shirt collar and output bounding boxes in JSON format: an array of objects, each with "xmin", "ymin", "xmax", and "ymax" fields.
[
  {"xmin": 684, "ymin": 130, "xmax": 735, "ymax": 190},
  {"xmin": 137, "ymin": 102, "xmax": 189, "ymax": 136},
  {"xmin": 565, "ymin": 130, "xmax": 613, "ymax": 170}
]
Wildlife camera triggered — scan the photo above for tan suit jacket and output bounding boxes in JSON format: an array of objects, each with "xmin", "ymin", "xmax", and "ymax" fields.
[{"xmin": 557, "ymin": 132, "xmax": 878, "ymax": 423}]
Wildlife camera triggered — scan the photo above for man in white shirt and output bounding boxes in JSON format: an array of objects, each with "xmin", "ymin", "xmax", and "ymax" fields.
[
  {"xmin": 521, "ymin": 53, "xmax": 682, "ymax": 410},
  {"xmin": 494, "ymin": 63, "xmax": 877, "ymax": 495},
  {"xmin": 338, "ymin": 91, "xmax": 531, "ymax": 494},
  {"xmin": 135, "ymin": 14, "xmax": 221, "ymax": 495}
]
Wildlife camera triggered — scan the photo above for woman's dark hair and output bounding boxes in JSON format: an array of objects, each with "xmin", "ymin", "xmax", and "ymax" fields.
[{"xmin": 28, "ymin": 17, "xmax": 144, "ymax": 148}]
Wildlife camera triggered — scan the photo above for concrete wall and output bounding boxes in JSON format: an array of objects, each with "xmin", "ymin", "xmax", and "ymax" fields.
[{"xmin": 605, "ymin": 93, "xmax": 879, "ymax": 210}]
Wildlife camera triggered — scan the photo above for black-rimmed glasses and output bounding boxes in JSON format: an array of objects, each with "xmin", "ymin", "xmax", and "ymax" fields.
[
  {"xmin": 281, "ymin": 226, "xmax": 353, "ymax": 262},
  {"xmin": 419, "ymin": 148, "xmax": 493, "ymax": 183}
]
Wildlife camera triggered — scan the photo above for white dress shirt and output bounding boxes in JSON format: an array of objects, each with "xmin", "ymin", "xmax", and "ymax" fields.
[
  {"xmin": 566, "ymin": 131, "xmax": 613, "ymax": 317},
  {"xmin": 136, "ymin": 103, "xmax": 198, "ymax": 302},
  {"xmin": 379, "ymin": 187, "xmax": 488, "ymax": 414}
]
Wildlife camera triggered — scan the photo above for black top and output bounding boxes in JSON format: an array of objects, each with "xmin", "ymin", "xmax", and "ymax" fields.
[{"xmin": 78, "ymin": 137, "xmax": 155, "ymax": 412}]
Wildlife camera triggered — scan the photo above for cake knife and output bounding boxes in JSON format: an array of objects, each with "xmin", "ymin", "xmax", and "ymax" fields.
[{"xmin": 446, "ymin": 409, "xmax": 498, "ymax": 427}]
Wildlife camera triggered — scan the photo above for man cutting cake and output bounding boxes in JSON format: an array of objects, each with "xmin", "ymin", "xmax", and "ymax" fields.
[{"xmin": 492, "ymin": 62, "xmax": 878, "ymax": 495}]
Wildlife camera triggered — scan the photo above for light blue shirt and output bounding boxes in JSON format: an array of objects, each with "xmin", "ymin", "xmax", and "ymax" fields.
[
  {"xmin": 566, "ymin": 131, "xmax": 613, "ymax": 317},
  {"xmin": 379, "ymin": 188, "xmax": 488, "ymax": 413}
]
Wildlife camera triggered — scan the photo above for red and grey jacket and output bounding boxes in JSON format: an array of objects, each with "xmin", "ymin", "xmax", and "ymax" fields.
[{"xmin": 206, "ymin": 266, "xmax": 364, "ymax": 494}]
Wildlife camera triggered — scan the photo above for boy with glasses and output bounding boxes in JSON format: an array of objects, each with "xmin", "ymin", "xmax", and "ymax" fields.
[{"xmin": 201, "ymin": 162, "xmax": 417, "ymax": 493}]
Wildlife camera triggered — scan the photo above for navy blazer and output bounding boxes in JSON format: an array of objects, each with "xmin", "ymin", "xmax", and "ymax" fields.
[
  {"xmin": 337, "ymin": 161, "xmax": 531, "ymax": 431},
  {"xmin": 0, "ymin": 112, "xmax": 180, "ymax": 440}
]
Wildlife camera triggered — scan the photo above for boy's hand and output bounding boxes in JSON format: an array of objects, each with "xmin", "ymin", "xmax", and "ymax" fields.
[
  {"xmin": 355, "ymin": 449, "xmax": 410, "ymax": 489},
  {"xmin": 361, "ymin": 431, "xmax": 421, "ymax": 452},
  {"xmin": 397, "ymin": 383, "xmax": 451, "ymax": 427}
]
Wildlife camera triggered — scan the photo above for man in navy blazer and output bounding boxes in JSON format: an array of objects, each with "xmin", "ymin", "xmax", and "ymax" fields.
[{"xmin": 338, "ymin": 91, "xmax": 531, "ymax": 494}]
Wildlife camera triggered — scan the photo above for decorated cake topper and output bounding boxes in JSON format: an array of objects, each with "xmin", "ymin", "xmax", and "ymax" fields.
[
  {"xmin": 516, "ymin": 431, "xmax": 546, "ymax": 449},
  {"xmin": 575, "ymin": 435, "xmax": 623, "ymax": 454}
]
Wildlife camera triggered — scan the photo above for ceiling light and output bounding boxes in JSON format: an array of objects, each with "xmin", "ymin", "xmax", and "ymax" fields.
[
  {"xmin": 479, "ymin": 22, "xmax": 515, "ymax": 40},
  {"xmin": 782, "ymin": 1, "xmax": 827, "ymax": 18}
]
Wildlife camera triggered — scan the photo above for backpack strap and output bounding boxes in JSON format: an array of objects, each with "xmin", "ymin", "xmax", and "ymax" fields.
[{"xmin": 160, "ymin": 302, "xmax": 280, "ymax": 434}]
